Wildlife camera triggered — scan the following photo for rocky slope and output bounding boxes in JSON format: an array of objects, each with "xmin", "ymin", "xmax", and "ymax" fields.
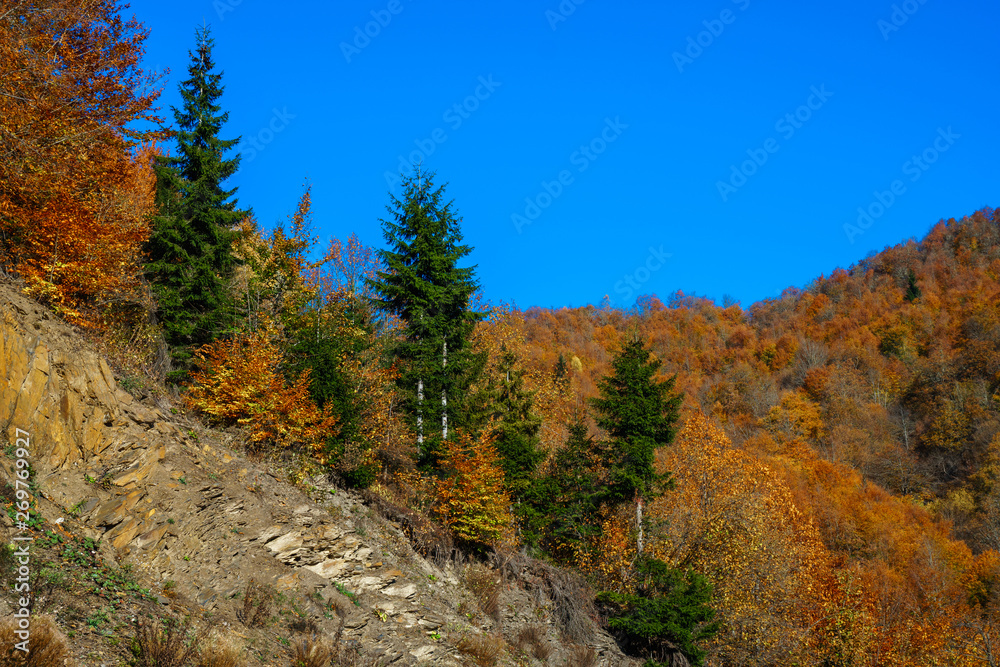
[{"xmin": 0, "ymin": 279, "xmax": 633, "ymax": 666}]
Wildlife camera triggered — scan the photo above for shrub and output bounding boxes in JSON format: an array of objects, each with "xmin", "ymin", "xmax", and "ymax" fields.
[
  {"xmin": 186, "ymin": 323, "xmax": 337, "ymax": 457},
  {"xmin": 514, "ymin": 624, "xmax": 551, "ymax": 661},
  {"xmin": 131, "ymin": 616, "xmax": 200, "ymax": 667},
  {"xmin": 568, "ymin": 644, "xmax": 597, "ymax": 667},
  {"xmin": 291, "ymin": 638, "xmax": 332, "ymax": 667},
  {"xmin": 463, "ymin": 563, "xmax": 502, "ymax": 621},
  {"xmin": 197, "ymin": 629, "xmax": 246, "ymax": 667},
  {"xmin": 236, "ymin": 579, "xmax": 272, "ymax": 629},
  {"xmin": 597, "ymin": 556, "xmax": 718, "ymax": 667}
]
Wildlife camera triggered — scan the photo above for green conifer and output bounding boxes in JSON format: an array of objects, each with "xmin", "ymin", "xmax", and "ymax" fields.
[
  {"xmin": 368, "ymin": 168, "xmax": 484, "ymax": 468},
  {"xmin": 590, "ymin": 337, "xmax": 682, "ymax": 552},
  {"xmin": 484, "ymin": 346, "xmax": 543, "ymax": 499},
  {"xmin": 145, "ymin": 25, "xmax": 246, "ymax": 380}
]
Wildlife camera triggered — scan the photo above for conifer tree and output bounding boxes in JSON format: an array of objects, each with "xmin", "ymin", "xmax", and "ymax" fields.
[
  {"xmin": 905, "ymin": 268, "xmax": 921, "ymax": 302},
  {"xmin": 590, "ymin": 338, "xmax": 682, "ymax": 553},
  {"xmin": 481, "ymin": 346, "xmax": 543, "ymax": 499},
  {"xmin": 553, "ymin": 352, "xmax": 570, "ymax": 391},
  {"xmin": 145, "ymin": 25, "xmax": 246, "ymax": 380},
  {"xmin": 597, "ymin": 556, "xmax": 718, "ymax": 667},
  {"xmin": 369, "ymin": 168, "xmax": 484, "ymax": 467},
  {"xmin": 524, "ymin": 414, "xmax": 606, "ymax": 555}
]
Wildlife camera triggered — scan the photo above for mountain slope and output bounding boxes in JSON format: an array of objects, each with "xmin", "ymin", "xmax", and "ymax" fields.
[{"xmin": 0, "ymin": 278, "xmax": 629, "ymax": 666}]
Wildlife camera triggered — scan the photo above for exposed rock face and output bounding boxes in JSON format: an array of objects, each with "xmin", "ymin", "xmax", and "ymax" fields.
[
  {"xmin": 1, "ymin": 298, "xmax": 173, "ymax": 472},
  {"xmin": 0, "ymin": 281, "xmax": 633, "ymax": 666}
]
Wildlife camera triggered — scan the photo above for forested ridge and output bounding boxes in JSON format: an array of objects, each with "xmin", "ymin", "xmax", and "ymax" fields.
[
  {"xmin": 3, "ymin": 2, "xmax": 1000, "ymax": 665},
  {"xmin": 517, "ymin": 206, "xmax": 1000, "ymax": 663}
]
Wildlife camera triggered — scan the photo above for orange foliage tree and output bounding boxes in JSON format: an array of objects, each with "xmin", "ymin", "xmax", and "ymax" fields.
[
  {"xmin": 0, "ymin": 0, "xmax": 162, "ymax": 323},
  {"xmin": 650, "ymin": 412, "xmax": 858, "ymax": 665},
  {"xmin": 434, "ymin": 428, "xmax": 516, "ymax": 549},
  {"xmin": 185, "ymin": 320, "xmax": 338, "ymax": 458}
]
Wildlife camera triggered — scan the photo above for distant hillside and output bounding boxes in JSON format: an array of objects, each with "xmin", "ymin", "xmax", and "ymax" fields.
[{"xmin": 515, "ymin": 207, "xmax": 1000, "ymax": 663}]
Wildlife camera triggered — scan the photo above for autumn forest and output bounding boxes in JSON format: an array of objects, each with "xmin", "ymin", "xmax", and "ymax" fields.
[{"xmin": 3, "ymin": 2, "xmax": 1000, "ymax": 666}]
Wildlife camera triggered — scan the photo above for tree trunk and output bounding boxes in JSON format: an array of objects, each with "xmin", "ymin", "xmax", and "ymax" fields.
[
  {"xmin": 441, "ymin": 340, "xmax": 448, "ymax": 440},
  {"xmin": 636, "ymin": 496, "xmax": 644, "ymax": 556},
  {"xmin": 416, "ymin": 378, "xmax": 424, "ymax": 454}
]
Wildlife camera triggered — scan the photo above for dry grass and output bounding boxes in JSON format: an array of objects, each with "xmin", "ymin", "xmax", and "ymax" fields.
[
  {"xmin": 236, "ymin": 579, "xmax": 273, "ymax": 628},
  {"xmin": 502, "ymin": 554, "xmax": 595, "ymax": 643},
  {"xmin": 360, "ymin": 488, "xmax": 456, "ymax": 567},
  {"xmin": 197, "ymin": 628, "xmax": 246, "ymax": 667},
  {"xmin": 0, "ymin": 615, "xmax": 73, "ymax": 667},
  {"xmin": 514, "ymin": 624, "xmax": 552, "ymax": 662},
  {"xmin": 132, "ymin": 616, "xmax": 200, "ymax": 667},
  {"xmin": 291, "ymin": 637, "xmax": 333, "ymax": 667},
  {"xmin": 456, "ymin": 633, "xmax": 505, "ymax": 667},
  {"xmin": 569, "ymin": 644, "xmax": 598, "ymax": 667},
  {"xmin": 464, "ymin": 563, "xmax": 502, "ymax": 621}
]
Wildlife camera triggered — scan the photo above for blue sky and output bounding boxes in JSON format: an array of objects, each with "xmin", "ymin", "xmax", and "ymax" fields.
[{"xmin": 135, "ymin": 0, "xmax": 999, "ymax": 310}]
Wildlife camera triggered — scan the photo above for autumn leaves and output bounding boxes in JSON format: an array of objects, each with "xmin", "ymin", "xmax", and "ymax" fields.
[{"xmin": 0, "ymin": 1, "xmax": 162, "ymax": 324}]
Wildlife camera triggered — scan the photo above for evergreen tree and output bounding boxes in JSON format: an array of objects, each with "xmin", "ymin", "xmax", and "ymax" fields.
[
  {"xmin": 524, "ymin": 414, "xmax": 606, "ymax": 555},
  {"xmin": 145, "ymin": 25, "xmax": 246, "ymax": 380},
  {"xmin": 590, "ymin": 338, "xmax": 682, "ymax": 553},
  {"xmin": 288, "ymin": 294, "xmax": 379, "ymax": 487},
  {"xmin": 597, "ymin": 556, "xmax": 719, "ymax": 667},
  {"xmin": 482, "ymin": 346, "xmax": 543, "ymax": 499},
  {"xmin": 905, "ymin": 268, "xmax": 921, "ymax": 302},
  {"xmin": 369, "ymin": 168, "xmax": 484, "ymax": 468},
  {"xmin": 553, "ymin": 352, "xmax": 570, "ymax": 391}
]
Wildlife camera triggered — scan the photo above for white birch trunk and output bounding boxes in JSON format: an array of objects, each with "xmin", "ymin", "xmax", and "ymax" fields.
[
  {"xmin": 636, "ymin": 497, "xmax": 645, "ymax": 556},
  {"xmin": 417, "ymin": 379, "xmax": 424, "ymax": 454},
  {"xmin": 441, "ymin": 340, "xmax": 448, "ymax": 440}
]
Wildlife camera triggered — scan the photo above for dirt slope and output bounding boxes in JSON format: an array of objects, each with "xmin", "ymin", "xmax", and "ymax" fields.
[{"xmin": 0, "ymin": 279, "xmax": 631, "ymax": 666}]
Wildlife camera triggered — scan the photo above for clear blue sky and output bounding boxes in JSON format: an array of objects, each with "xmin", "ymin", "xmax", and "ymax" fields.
[{"xmin": 135, "ymin": 0, "xmax": 999, "ymax": 310}]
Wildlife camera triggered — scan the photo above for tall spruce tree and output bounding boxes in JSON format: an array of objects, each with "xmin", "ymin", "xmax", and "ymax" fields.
[
  {"xmin": 590, "ymin": 337, "xmax": 682, "ymax": 554},
  {"xmin": 369, "ymin": 169, "xmax": 484, "ymax": 468},
  {"xmin": 145, "ymin": 25, "xmax": 245, "ymax": 380},
  {"xmin": 480, "ymin": 346, "xmax": 543, "ymax": 499},
  {"xmin": 524, "ymin": 414, "xmax": 606, "ymax": 555}
]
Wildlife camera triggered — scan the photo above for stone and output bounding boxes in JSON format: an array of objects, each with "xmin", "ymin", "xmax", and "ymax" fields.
[
  {"xmin": 134, "ymin": 525, "xmax": 169, "ymax": 550},
  {"xmin": 303, "ymin": 559, "xmax": 349, "ymax": 579},
  {"xmin": 276, "ymin": 573, "xmax": 301, "ymax": 591},
  {"xmin": 382, "ymin": 583, "xmax": 417, "ymax": 599}
]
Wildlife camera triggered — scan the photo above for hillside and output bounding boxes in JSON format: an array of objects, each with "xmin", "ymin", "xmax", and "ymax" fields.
[
  {"xmin": 513, "ymin": 206, "xmax": 1000, "ymax": 663},
  {"xmin": 0, "ymin": 278, "xmax": 630, "ymax": 666}
]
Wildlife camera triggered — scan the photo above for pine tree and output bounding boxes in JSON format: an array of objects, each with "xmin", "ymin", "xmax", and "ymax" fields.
[
  {"xmin": 145, "ymin": 25, "xmax": 246, "ymax": 380},
  {"xmin": 905, "ymin": 268, "xmax": 921, "ymax": 302},
  {"xmin": 524, "ymin": 414, "xmax": 606, "ymax": 555},
  {"xmin": 597, "ymin": 556, "xmax": 718, "ymax": 667},
  {"xmin": 553, "ymin": 352, "xmax": 570, "ymax": 391},
  {"xmin": 483, "ymin": 346, "xmax": 543, "ymax": 499},
  {"xmin": 590, "ymin": 338, "xmax": 682, "ymax": 553},
  {"xmin": 369, "ymin": 168, "xmax": 484, "ymax": 468}
]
